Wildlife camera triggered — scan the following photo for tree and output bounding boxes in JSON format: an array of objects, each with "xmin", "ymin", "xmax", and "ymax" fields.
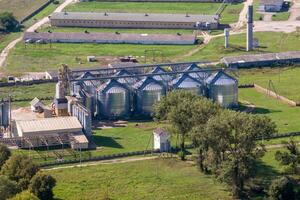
[
  {"xmin": 29, "ymin": 172, "xmax": 56, "ymax": 200},
  {"xmin": 1, "ymin": 155, "xmax": 39, "ymax": 190},
  {"xmin": 204, "ymin": 111, "xmax": 276, "ymax": 198},
  {"xmin": 9, "ymin": 191, "xmax": 39, "ymax": 200},
  {"xmin": 269, "ymin": 176, "xmax": 300, "ymax": 200},
  {"xmin": 0, "ymin": 175, "xmax": 19, "ymax": 200},
  {"xmin": 153, "ymin": 91, "xmax": 220, "ymax": 160},
  {"xmin": 0, "ymin": 144, "xmax": 11, "ymax": 169},
  {"xmin": 275, "ymin": 139, "xmax": 300, "ymax": 175},
  {"xmin": 0, "ymin": 12, "xmax": 20, "ymax": 32}
]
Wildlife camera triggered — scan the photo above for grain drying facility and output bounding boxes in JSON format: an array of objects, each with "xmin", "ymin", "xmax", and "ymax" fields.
[
  {"xmin": 68, "ymin": 62, "xmax": 238, "ymax": 120},
  {"xmin": 50, "ymin": 12, "xmax": 219, "ymax": 30},
  {"xmin": 134, "ymin": 76, "xmax": 166, "ymax": 115}
]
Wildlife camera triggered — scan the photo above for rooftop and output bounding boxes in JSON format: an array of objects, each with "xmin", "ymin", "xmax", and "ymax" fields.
[
  {"xmin": 51, "ymin": 12, "xmax": 219, "ymax": 23},
  {"xmin": 24, "ymin": 32, "xmax": 196, "ymax": 44},
  {"xmin": 259, "ymin": 0, "xmax": 284, "ymax": 5}
]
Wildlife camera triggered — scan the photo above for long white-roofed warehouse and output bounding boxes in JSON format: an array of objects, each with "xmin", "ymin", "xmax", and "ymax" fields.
[
  {"xmin": 12, "ymin": 116, "xmax": 89, "ymax": 149},
  {"xmin": 50, "ymin": 12, "xmax": 220, "ymax": 30}
]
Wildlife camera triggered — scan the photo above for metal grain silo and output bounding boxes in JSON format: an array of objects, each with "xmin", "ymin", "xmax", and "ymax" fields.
[
  {"xmin": 150, "ymin": 66, "xmax": 173, "ymax": 85},
  {"xmin": 172, "ymin": 73, "xmax": 205, "ymax": 96},
  {"xmin": 184, "ymin": 63, "xmax": 210, "ymax": 81},
  {"xmin": 96, "ymin": 79, "xmax": 131, "ymax": 119},
  {"xmin": 134, "ymin": 76, "xmax": 166, "ymax": 115},
  {"xmin": 206, "ymin": 71, "xmax": 238, "ymax": 108},
  {"xmin": 0, "ymin": 100, "xmax": 9, "ymax": 128}
]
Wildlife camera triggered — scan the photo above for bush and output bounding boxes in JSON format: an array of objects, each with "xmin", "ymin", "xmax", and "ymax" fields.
[
  {"xmin": 9, "ymin": 190, "xmax": 39, "ymax": 200},
  {"xmin": 1, "ymin": 155, "xmax": 39, "ymax": 190},
  {"xmin": 0, "ymin": 144, "xmax": 11, "ymax": 169},
  {"xmin": 0, "ymin": 12, "xmax": 20, "ymax": 32},
  {"xmin": 29, "ymin": 172, "xmax": 56, "ymax": 200},
  {"xmin": 269, "ymin": 176, "xmax": 300, "ymax": 200},
  {"xmin": 53, "ymin": 0, "xmax": 60, "ymax": 4},
  {"xmin": 0, "ymin": 175, "xmax": 19, "ymax": 200}
]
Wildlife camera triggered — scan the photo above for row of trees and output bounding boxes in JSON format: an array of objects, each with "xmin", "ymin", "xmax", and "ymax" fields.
[
  {"xmin": 0, "ymin": 12, "xmax": 20, "ymax": 32},
  {"xmin": 153, "ymin": 91, "xmax": 277, "ymax": 198},
  {"xmin": 0, "ymin": 145, "xmax": 56, "ymax": 200}
]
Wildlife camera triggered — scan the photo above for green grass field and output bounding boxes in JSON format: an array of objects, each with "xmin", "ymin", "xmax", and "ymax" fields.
[
  {"xmin": 185, "ymin": 31, "xmax": 300, "ymax": 61},
  {"xmin": 0, "ymin": 83, "xmax": 55, "ymax": 107},
  {"xmin": 239, "ymin": 88, "xmax": 300, "ymax": 134},
  {"xmin": 4, "ymin": 43, "xmax": 195, "ymax": 73},
  {"xmin": 239, "ymin": 67, "xmax": 300, "ymax": 102},
  {"xmin": 0, "ymin": 32, "xmax": 21, "ymax": 52},
  {"xmin": 272, "ymin": 12, "xmax": 291, "ymax": 21},
  {"xmin": 0, "ymin": 0, "xmax": 48, "ymax": 21},
  {"xmin": 50, "ymin": 158, "xmax": 232, "ymax": 200},
  {"xmin": 66, "ymin": 2, "xmax": 243, "ymax": 24}
]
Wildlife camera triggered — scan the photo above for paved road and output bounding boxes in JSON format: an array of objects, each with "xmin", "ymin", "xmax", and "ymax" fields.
[{"xmin": 0, "ymin": 0, "xmax": 76, "ymax": 68}]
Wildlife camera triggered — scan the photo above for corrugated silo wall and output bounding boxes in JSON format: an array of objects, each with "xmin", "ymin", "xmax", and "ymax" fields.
[
  {"xmin": 209, "ymin": 82, "xmax": 238, "ymax": 108},
  {"xmin": 97, "ymin": 88, "xmax": 131, "ymax": 119},
  {"xmin": 0, "ymin": 101, "xmax": 9, "ymax": 128},
  {"xmin": 136, "ymin": 88, "xmax": 166, "ymax": 115},
  {"xmin": 71, "ymin": 102, "xmax": 92, "ymax": 137}
]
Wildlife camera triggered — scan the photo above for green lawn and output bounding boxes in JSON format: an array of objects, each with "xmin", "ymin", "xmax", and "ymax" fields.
[
  {"xmin": 0, "ymin": 83, "xmax": 55, "ymax": 107},
  {"xmin": 66, "ymin": 2, "xmax": 243, "ymax": 24},
  {"xmin": 272, "ymin": 12, "xmax": 291, "ymax": 21},
  {"xmin": 184, "ymin": 31, "xmax": 300, "ymax": 62},
  {"xmin": 239, "ymin": 88, "xmax": 300, "ymax": 134},
  {"xmin": 50, "ymin": 158, "xmax": 232, "ymax": 200},
  {"xmin": 253, "ymin": 0, "xmax": 264, "ymax": 21},
  {"xmin": 239, "ymin": 67, "xmax": 300, "ymax": 102},
  {"xmin": 0, "ymin": 0, "xmax": 48, "ymax": 21},
  {"xmin": 4, "ymin": 43, "xmax": 196, "ymax": 73},
  {"xmin": 0, "ymin": 32, "xmax": 21, "ymax": 52}
]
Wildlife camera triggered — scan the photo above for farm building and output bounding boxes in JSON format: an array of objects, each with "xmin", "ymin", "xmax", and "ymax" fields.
[
  {"xmin": 24, "ymin": 32, "xmax": 197, "ymax": 45},
  {"xmin": 258, "ymin": 0, "xmax": 284, "ymax": 12},
  {"xmin": 153, "ymin": 128, "xmax": 170, "ymax": 152},
  {"xmin": 12, "ymin": 116, "xmax": 89, "ymax": 149},
  {"xmin": 221, "ymin": 51, "xmax": 300, "ymax": 68},
  {"xmin": 50, "ymin": 12, "xmax": 219, "ymax": 30}
]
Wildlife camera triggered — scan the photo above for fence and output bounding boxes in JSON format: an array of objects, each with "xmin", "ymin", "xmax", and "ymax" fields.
[
  {"xmin": 20, "ymin": 0, "xmax": 54, "ymax": 24},
  {"xmin": 0, "ymin": 79, "xmax": 56, "ymax": 88},
  {"xmin": 39, "ymin": 149, "xmax": 160, "ymax": 167}
]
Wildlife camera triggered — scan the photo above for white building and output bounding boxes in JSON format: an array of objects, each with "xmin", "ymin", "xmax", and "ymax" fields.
[
  {"xmin": 30, "ymin": 97, "xmax": 45, "ymax": 112},
  {"xmin": 153, "ymin": 128, "xmax": 170, "ymax": 152}
]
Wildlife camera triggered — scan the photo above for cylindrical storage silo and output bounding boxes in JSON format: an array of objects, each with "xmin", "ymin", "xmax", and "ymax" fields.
[
  {"xmin": 206, "ymin": 71, "xmax": 238, "ymax": 108},
  {"xmin": 0, "ymin": 100, "xmax": 9, "ymax": 128},
  {"xmin": 114, "ymin": 69, "xmax": 138, "ymax": 86},
  {"xmin": 96, "ymin": 79, "xmax": 131, "ymax": 119},
  {"xmin": 134, "ymin": 77, "xmax": 166, "ymax": 115},
  {"xmin": 172, "ymin": 73, "xmax": 205, "ymax": 96}
]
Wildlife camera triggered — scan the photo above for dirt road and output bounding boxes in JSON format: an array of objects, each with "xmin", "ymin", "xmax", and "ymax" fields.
[
  {"xmin": 0, "ymin": 0, "xmax": 76, "ymax": 68},
  {"xmin": 232, "ymin": 0, "xmax": 253, "ymax": 31},
  {"xmin": 289, "ymin": 0, "xmax": 300, "ymax": 21}
]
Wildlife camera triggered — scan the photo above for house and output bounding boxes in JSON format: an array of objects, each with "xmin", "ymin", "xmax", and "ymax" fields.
[
  {"xmin": 153, "ymin": 128, "xmax": 170, "ymax": 152},
  {"xmin": 30, "ymin": 97, "xmax": 45, "ymax": 112},
  {"xmin": 259, "ymin": 0, "xmax": 284, "ymax": 12}
]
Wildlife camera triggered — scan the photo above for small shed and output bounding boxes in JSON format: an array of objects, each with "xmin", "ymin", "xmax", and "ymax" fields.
[
  {"xmin": 153, "ymin": 128, "xmax": 170, "ymax": 152},
  {"xmin": 30, "ymin": 97, "xmax": 45, "ymax": 112}
]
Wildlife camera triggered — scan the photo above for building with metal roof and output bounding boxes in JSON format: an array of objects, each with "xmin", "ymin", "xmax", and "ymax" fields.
[
  {"xmin": 50, "ymin": 12, "xmax": 219, "ymax": 30},
  {"xmin": 24, "ymin": 32, "xmax": 196, "ymax": 45},
  {"xmin": 221, "ymin": 51, "xmax": 300, "ymax": 68}
]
